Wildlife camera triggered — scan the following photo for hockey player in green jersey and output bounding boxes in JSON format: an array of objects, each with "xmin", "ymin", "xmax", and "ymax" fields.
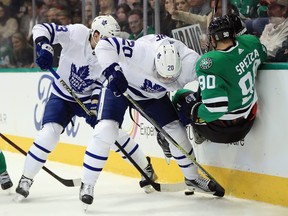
[
  {"xmin": 173, "ymin": 15, "xmax": 267, "ymax": 144},
  {"xmin": 0, "ymin": 149, "xmax": 13, "ymax": 190}
]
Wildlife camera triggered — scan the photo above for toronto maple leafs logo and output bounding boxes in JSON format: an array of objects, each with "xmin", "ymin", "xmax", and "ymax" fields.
[
  {"xmin": 102, "ymin": 19, "xmax": 108, "ymax": 26},
  {"xmin": 69, "ymin": 64, "xmax": 94, "ymax": 93},
  {"xmin": 140, "ymin": 79, "xmax": 166, "ymax": 93}
]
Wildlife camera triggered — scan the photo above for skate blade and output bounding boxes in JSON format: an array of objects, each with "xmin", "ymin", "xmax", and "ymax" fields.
[
  {"xmin": 82, "ymin": 203, "xmax": 89, "ymax": 212},
  {"xmin": 3, "ymin": 188, "xmax": 13, "ymax": 195},
  {"xmin": 13, "ymin": 194, "xmax": 25, "ymax": 202},
  {"xmin": 164, "ymin": 156, "xmax": 170, "ymax": 165},
  {"xmin": 143, "ymin": 185, "xmax": 155, "ymax": 194},
  {"xmin": 187, "ymin": 186, "xmax": 214, "ymax": 195}
]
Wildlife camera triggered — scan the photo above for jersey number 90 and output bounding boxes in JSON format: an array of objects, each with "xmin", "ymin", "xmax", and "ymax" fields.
[{"xmin": 198, "ymin": 71, "xmax": 257, "ymax": 105}]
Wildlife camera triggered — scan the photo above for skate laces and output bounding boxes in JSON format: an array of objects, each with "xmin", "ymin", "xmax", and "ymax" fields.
[
  {"xmin": 80, "ymin": 184, "xmax": 94, "ymax": 196},
  {"xmin": 19, "ymin": 176, "xmax": 33, "ymax": 191},
  {"xmin": 142, "ymin": 164, "xmax": 154, "ymax": 181},
  {"xmin": 0, "ymin": 171, "xmax": 11, "ymax": 184},
  {"xmin": 157, "ymin": 132, "xmax": 172, "ymax": 158},
  {"xmin": 194, "ymin": 176, "xmax": 210, "ymax": 190}
]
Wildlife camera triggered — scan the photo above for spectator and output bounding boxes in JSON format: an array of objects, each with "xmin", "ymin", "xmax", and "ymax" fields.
[
  {"xmin": 99, "ymin": 0, "xmax": 116, "ymax": 16},
  {"xmin": 244, "ymin": 0, "xmax": 270, "ymax": 36},
  {"xmin": 57, "ymin": 9, "xmax": 72, "ymax": 25},
  {"xmin": 46, "ymin": 7, "xmax": 60, "ymax": 23},
  {"xmin": 127, "ymin": 0, "xmax": 141, "ymax": 9},
  {"xmin": 128, "ymin": 9, "xmax": 155, "ymax": 40},
  {"xmin": 167, "ymin": 0, "xmax": 237, "ymax": 34},
  {"xmin": 18, "ymin": 1, "xmax": 48, "ymax": 45},
  {"xmin": 148, "ymin": 0, "xmax": 166, "ymax": 31},
  {"xmin": 260, "ymin": 0, "xmax": 288, "ymax": 61},
  {"xmin": 0, "ymin": 3, "xmax": 18, "ymax": 41},
  {"xmin": 230, "ymin": 0, "xmax": 259, "ymax": 18},
  {"xmin": 274, "ymin": 36, "xmax": 288, "ymax": 62},
  {"xmin": 175, "ymin": 0, "xmax": 191, "ymax": 28},
  {"xmin": 72, "ymin": 8, "xmax": 82, "ymax": 24},
  {"xmin": 0, "ymin": 34, "xmax": 13, "ymax": 68},
  {"xmin": 115, "ymin": 3, "xmax": 132, "ymax": 38},
  {"xmin": 66, "ymin": 0, "xmax": 82, "ymax": 21},
  {"xmin": 189, "ymin": 0, "xmax": 211, "ymax": 15},
  {"xmin": 161, "ymin": 0, "xmax": 177, "ymax": 36},
  {"xmin": 3, "ymin": 0, "xmax": 25, "ymax": 17},
  {"xmin": 85, "ymin": 2, "xmax": 93, "ymax": 27},
  {"xmin": 9, "ymin": 32, "xmax": 34, "ymax": 68}
]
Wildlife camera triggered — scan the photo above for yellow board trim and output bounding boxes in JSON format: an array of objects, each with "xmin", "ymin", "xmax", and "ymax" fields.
[{"xmin": 1, "ymin": 134, "xmax": 287, "ymax": 207}]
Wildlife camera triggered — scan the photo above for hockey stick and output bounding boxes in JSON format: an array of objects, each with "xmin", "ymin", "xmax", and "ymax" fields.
[
  {"xmin": 123, "ymin": 93, "xmax": 225, "ymax": 196},
  {"xmin": 0, "ymin": 133, "xmax": 81, "ymax": 187},
  {"xmin": 114, "ymin": 141, "xmax": 186, "ymax": 192},
  {"xmin": 48, "ymin": 67, "xmax": 185, "ymax": 192},
  {"xmin": 48, "ymin": 67, "xmax": 94, "ymax": 116}
]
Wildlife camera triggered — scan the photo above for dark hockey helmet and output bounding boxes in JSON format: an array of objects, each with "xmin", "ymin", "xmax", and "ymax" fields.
[
  {"xmin": 225, "ymin": 14, "xmax": 247, "ymax": 36},
  {"xmin": 208, "ymin": 16, "xmax": 235, "ymax": 42}
]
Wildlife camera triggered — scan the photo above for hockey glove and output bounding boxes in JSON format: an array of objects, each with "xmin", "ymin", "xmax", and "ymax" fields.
[
  {"xmin": 102, "ymin": 63, "xmax": 128, "ymax": 97},
  {"xmin": 85, "ymin": 96, "xmax": 98, "ymax": 128},
  {"xmin": 173, "ymin": 90, "xmax": 199, "ymax": 117},
  {"xmin": 36, "ymin": 42, "xmax": 54, "ymax": 70}
]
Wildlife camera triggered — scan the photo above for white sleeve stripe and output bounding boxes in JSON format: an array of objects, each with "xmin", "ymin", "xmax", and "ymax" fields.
[
  {"xmin": 206, "ymin": 106, "xmax": 228, "ymax": 113},
  {"xmin": 202, "ymin": 96, "xmax": 228, "ymax": 104}
]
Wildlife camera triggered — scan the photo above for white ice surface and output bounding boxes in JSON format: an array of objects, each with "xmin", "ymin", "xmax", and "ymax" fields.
[{"xmin": 1, "ymin": 151, "xmax": 287, "ymax": 216}]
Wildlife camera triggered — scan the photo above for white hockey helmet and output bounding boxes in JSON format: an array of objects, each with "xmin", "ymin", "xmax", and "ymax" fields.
[
  {"xmin": 155, "ymin": 44, "xmax": 182, "ymax": 84},
  {"xmin": 90, "ymin": 15, "xmax": 121, "ymax": 39}
]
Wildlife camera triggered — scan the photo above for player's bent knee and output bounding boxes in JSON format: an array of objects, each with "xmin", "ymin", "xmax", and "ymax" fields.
[
  {"xmin": 34, "ymin": 122, "xmax": 63, "ymax": 151},
  {"xmin": 92, "ymin": 119, "xmax": 119, "ymax": 144}
]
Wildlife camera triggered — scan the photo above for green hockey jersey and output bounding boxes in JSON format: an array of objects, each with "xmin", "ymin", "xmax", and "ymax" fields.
[{"xmin": 196, "ymin": 34, "xmax": 267, "ymax": 122}]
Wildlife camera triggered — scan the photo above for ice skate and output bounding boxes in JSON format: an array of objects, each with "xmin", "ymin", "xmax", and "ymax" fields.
[
  {"xmin": 185, "ymin": 176, "xmax": 225, "ymax": 197},
  {"xmin": 139, "ymin": 157, "xmax": 157, "ymax": 193},
  {"xmin": 14, "ymin": 175, "xmax": 33, "ymax": 202},
  {"xmin": 79, "ymin": 182, "xmax": 94, "ymax": 210},
  {"xmin": 156, "ymin": 132, "xmax": 172, "ymax": 164},
  {"xmin": 0, "ymin": 171, "xmax": 13, "ymax": 191}
]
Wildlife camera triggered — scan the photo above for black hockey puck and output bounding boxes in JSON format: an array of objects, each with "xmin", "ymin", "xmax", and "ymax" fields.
[{"xmin": 184, "ymin": 191, "xmax": 194, "ymax": 196}]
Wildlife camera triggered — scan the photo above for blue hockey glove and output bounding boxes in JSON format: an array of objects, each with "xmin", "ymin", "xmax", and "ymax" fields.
[
  {"xmin": 85, "ymin": 97, "xmax": 98, "ymax": 128},
  {"xmin": 36, "ymin": 42, "xmax": 54, "ymax": 70},
  {"xmin": 172, "ymin": 89, "xmax": 199, "ymax": 126},
  {"xmin": 102, "ymin": 63, "xmax": 128, "ymax": 97}
]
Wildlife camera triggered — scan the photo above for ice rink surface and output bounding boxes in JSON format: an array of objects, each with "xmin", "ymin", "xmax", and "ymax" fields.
[{"xmin": 1, "ymin": 151, "xmax": 287, "ymax": 216}]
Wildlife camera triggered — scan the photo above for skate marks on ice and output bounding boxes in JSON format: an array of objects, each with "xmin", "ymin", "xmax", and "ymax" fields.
[{"xmin": 0, "ymin": 152, "xmax": 287, "ymax": 216}]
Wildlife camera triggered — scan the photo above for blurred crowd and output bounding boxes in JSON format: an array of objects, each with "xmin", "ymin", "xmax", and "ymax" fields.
[{"xmin": 0, "ymin": 0, "xmax": 287, "ymax": 68}]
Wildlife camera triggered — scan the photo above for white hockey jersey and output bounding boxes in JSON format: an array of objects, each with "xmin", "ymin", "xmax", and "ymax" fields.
[
  {"xmin": 95, "ymin": 34, "xmax": 200, "ymax": 100},
  {"xmin": 32, "ymin": 23, "xmax": 105, "ymax": 103}
]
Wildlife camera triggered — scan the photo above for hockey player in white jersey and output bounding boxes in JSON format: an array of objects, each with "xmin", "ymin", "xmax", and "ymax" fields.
[
  {"xmin": 15, "ymin": 15, "xmax": 156, "ymax": 205},
  {"xmin": 85, "ymin": 34, "xmax": 225, "ymax": 198}
]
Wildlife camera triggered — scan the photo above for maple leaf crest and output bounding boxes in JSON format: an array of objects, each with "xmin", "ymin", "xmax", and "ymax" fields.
[
  {"xmin": 140, "ymin": 79, "xmax": 166, "ymax": 93},
  {"xmin": 69, "ymin": 64, "xmax": 94, "ymax": 93}
]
